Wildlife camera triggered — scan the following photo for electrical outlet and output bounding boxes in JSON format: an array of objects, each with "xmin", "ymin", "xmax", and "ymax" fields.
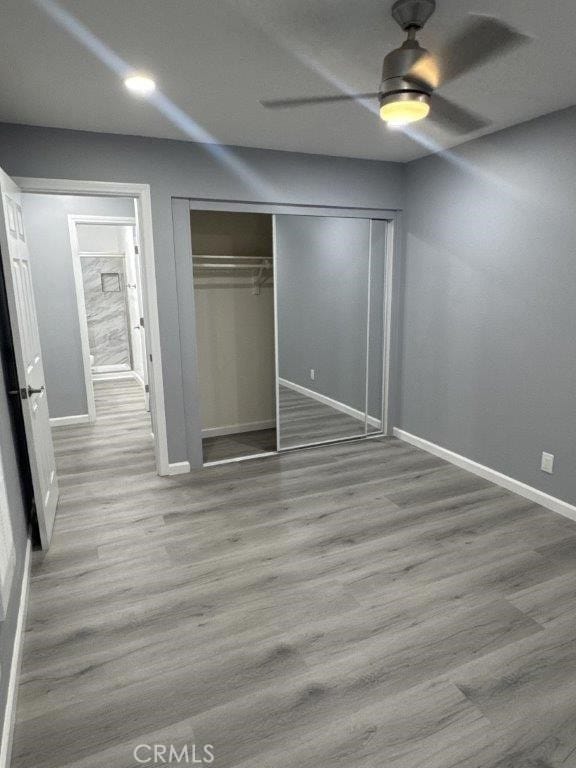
[
  {"xmin": 541, "ymin": 452, "xmax": 554, "ymax": 474},
  {"xmin": 310, "ymin": 368, "xmax": 315, "ymax": 381}
]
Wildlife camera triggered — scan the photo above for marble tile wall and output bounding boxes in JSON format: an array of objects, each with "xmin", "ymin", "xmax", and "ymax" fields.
[{"xmin": 80, "ymin": 255, "xmax": 131, "ymax": 368}]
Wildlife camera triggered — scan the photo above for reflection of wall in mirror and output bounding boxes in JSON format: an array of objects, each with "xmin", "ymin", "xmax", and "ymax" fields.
[{"xmin": 276, "ymin": 215, "xmax": 385, "ymax": 421}]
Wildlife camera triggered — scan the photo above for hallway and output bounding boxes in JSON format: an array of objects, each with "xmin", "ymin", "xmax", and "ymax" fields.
[
  {"xmin": 60, "ymin": 378, "xmax": 153, "ymax": 477},
  {"xmin": 9, "ymin": 380, "xmax": 576, "ymax": 767}
]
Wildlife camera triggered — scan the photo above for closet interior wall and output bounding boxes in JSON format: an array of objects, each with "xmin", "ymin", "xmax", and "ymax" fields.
[{"xmin": 190, "ymin": 211, "xmax": 276, "ymax": 463}]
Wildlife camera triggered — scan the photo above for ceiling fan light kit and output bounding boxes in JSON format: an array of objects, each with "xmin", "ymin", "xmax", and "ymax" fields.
[{"xmin": 380, "ymin": 91, "xmax": 430, "ymax": 126}]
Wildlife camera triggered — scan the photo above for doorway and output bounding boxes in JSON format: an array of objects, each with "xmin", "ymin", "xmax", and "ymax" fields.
[
  {"xmin": 16, "ymin": 179, "xmax": 170, "ymax": 482},
  {"xmin": 68, "ymin": 214, "xmax": 150, "ymax": 421},
  {"xmin": 0, "ymin": 171, "xmax": 171, "ymax": 551}
]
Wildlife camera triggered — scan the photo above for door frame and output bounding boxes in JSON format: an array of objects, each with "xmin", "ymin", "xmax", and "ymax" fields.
[
  {"xmin": 16, "ymin": 178, "xmax": 170, "ymax": 476},
  {"xmin": 68, "ymin": 214, "xmax": 137, "ymax": 424}
]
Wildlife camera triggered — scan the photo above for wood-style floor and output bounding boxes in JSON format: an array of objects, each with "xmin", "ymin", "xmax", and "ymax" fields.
[{"xmin": 11, "ymin": 379, "xmax": 576, "ymax": 767}]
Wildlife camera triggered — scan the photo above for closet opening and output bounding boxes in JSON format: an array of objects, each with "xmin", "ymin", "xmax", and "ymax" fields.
[
  {"xmin": 20, "ymin": 192, "xmax": 159, "ymax": 478},
  {"xmin": 190, "ymin": 211, "xmax": 277, "ymax": 464}
]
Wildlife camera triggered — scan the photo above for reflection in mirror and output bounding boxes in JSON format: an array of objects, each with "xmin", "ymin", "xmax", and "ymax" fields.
[
  {"xmin": 366, "ymin": 220, "xmax": 387, "ymax": 434},
  {"xmin": 275, "ymin": 215, "xmax": 370, "ymax": 449}
]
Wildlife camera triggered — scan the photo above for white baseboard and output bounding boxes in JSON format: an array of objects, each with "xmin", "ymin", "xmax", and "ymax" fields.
[
  {"xmin": 394, "ymin": 428, "xmax": 576, "ymax": 523},
  {"xmin": 279, "ymin": 378, "xmax": 382, "ymax": 431},
  {"xmin": 167, "ymin": 461, "xmax": 191, "ymax": 476},
  {"xmin": 49, "ymin": 414, "xmax": 91, "ymax": 427},
  {"xmin": 202, "ymin": 420, "xmax": 276, "ymax": 438},
  {"xmin": 0, "ymin": 538, "xmax": 31, "ymax": 768}
]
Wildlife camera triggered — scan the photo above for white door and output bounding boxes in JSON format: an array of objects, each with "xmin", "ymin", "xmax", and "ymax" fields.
[{"xmin": 0, "ymin": 168, "xmax": 58, "ymax": 549}]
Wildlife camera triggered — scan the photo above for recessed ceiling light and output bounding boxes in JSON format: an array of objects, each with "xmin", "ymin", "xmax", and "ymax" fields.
[{"xmin": 124, "ymin": 74, "xmax": 156, "ymax": 97}]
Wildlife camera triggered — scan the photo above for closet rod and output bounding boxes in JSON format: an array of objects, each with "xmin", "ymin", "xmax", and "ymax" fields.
[
  {"xmin": 193, "ymin": 263, "xmax": 272, "ymax": 270},
  {"xmin": 193, "ymin": 254, "xmax": 270, "ymax": 261}
]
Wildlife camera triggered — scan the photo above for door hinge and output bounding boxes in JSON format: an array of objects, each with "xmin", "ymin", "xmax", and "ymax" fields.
[
  {"xmin": 144, "ymin": 384, "xmax": 150, "ymax": 393},
  {"xmin": 139, "ymin": 317, "xmax": 145, "ymax": 327},
  {"xmin": 134, "ymin": 245, "xmax": 139, "ymax": 254},
  {"xmin": 149, "ymin": 353, "xmax": 153, "ymax": 362}
]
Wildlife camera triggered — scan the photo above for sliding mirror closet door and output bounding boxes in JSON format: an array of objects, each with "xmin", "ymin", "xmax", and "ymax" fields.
[{"xmin": 275, "ymin": 215, "xmax": 371, "ymax": 449}]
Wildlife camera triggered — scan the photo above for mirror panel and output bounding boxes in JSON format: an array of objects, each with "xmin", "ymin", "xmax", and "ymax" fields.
[{"xmin": 275, "ymin": 215, "xmax": 370, "ymax": 450}]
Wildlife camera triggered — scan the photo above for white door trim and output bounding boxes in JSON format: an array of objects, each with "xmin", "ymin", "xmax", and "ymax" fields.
[
  {"xmin": 16, "ymin": 178, "xmax": 170, "ymax": 476},
  {"xmin": 67, "ymin": 215, "xmax": 136, "ymax": 425}
]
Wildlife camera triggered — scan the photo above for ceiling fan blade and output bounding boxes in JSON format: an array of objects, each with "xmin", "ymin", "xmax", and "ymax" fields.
[
  {"xmin": 407, "ymin": 52, "xmax": 441, "ymax": 90},
  {"xmin": 429, "ymin": 94, "xmax": 490, "ymax": 134},
  {"xmin": 260, "ymin": 92, "xmax": 379, "ymax": 109},
  {"xmin": 439, "ymin": 15, "xmax": 531, "ymax": 85}
]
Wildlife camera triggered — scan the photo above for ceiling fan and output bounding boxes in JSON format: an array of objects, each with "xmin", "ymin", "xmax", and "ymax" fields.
[{"xmin": 260, "ymin": 0, "xmax": 531, "ymax": 133}]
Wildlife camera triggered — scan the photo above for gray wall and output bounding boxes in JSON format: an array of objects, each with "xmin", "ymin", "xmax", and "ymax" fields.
[
  {"xmin": 0, "ymin": 288, "xmax": 29, "ymax": 744},
  {"xmin": 22, "ymin": 194, "xmax": 133, "ymax": 419},
  {"xmin": 0, "ymin": 122, "xmax": 404, "ymax": 462},
  {"xmin": 401, "ymin": 105, "xmax": 576, "ymax": 506}
]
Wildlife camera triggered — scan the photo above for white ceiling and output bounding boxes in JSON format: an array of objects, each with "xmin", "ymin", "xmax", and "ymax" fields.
[{"xmin": 2, "ymin": 0, "xmax": 576, "ymax": 162}]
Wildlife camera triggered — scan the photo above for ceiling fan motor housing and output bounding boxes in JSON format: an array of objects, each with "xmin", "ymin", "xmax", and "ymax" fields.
[
  {"xmin": 379, "ymin": 38, "xmax": 433, "ymax": 109},
  {"xmin": 380, "ymin": 0, "xmax": 437, "ymax": 112}
]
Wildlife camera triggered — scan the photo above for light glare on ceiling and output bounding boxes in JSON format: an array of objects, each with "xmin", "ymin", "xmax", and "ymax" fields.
[{"xmin": 124, "ymin": 74, "xmax": 156, "ymax": 97}]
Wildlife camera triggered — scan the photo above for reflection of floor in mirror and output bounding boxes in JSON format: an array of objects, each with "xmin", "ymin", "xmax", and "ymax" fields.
[
  {"xmin": 278, "ymin": 385, "xmax": 366, "ymax": 448},
  {"xmin": 203, "ymin": 429, "xmax": 277, "ymax": 463}
]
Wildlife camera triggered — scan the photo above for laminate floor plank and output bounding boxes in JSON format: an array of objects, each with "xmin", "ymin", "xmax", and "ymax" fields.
[{"xmin": 10, "ymin": 378, "xmax": 576, "ymax": 767}]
